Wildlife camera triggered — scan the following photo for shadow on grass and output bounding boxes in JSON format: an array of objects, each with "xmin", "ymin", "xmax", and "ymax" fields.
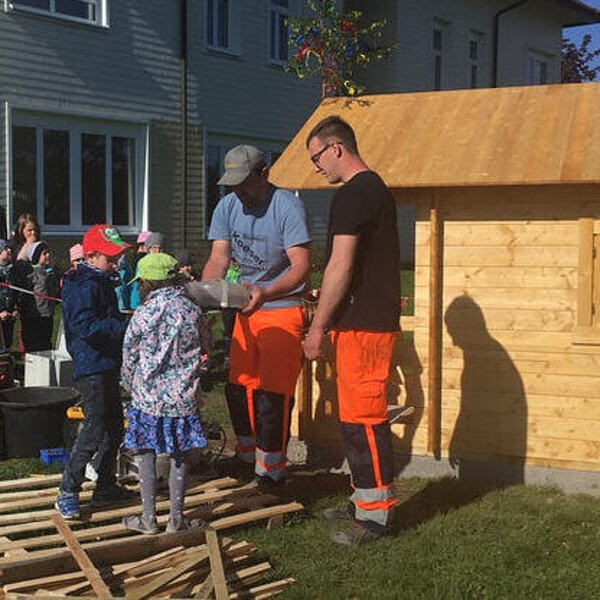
[
  {"xmin": 393, "ymin": 476, "xmax": 500, "ymax": 533},
  {"xmin": 285, "ymin": 468, "xmax": 350, "ymax": 508}
]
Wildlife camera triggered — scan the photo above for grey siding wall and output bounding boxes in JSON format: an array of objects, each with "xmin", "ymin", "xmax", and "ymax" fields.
[
  {"xmin": 0, "ymin": 102, "xmax": 5, "ymax": 235},
  {"xmin": 0, "ymin": 1, "xmax": 182, "ymax": 123},
  {"xmin": 357, "ymin": 0, "xmax": 570, "ymax": 95}
]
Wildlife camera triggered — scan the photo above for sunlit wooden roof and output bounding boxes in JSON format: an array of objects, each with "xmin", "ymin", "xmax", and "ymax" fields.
[{"xmin": 270, "ymin": 83, "xmax": 600, "ymax": 190}]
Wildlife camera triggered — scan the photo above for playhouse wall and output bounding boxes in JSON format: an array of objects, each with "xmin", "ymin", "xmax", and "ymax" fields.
[{"xmin": 408, "ymin": 184, "xmax": 600, "ymax": 473}]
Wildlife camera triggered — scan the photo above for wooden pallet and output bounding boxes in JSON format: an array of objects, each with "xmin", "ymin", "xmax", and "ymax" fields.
[{"xmin": 0, "ymin": 473, "xmax": 301, "ymax": 598}]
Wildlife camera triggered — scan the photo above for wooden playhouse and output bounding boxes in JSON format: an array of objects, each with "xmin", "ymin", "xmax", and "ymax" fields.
[{"xmin": 273, "ymin": 83, "xmax": 600, "ymax": 491}]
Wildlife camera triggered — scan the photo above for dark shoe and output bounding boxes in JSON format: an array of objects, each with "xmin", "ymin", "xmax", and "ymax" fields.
[
  {"xmin": 251, "ymin": 475, "xmax": 287, "ymax": 495},
  {"xmin": 321, "ymin": 504, "xmax": 354, "ymax": 522},
  {"xmin": 331, "ymin": 521, "xmax": 388, "ymax": 546},
  {"xmin": 91, "ymin": 484, "xmax": 137, "ymax": 508},
  {"xmin": 215, "ymin": 456, "xmax": 255, "ymax": 481},
  {"xmin": 122, "ymin": 514, "xmax": 159, "ymax": 535},
  {"xmin": 55, "ymin": 491, "xmax": 80, "ymax": 520},
  {"xmin": 166, "ymin": 516, "xmax": 209, "ymax": 533}
]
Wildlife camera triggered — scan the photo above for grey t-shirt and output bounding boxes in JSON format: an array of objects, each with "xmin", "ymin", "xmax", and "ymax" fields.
[{"xmin": 208, "ymin": 186, "xmax": 311, "ymax": 309}]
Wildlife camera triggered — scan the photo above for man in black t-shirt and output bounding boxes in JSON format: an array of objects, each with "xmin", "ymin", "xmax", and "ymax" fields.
[{"xmin": 304, "ymin": 115, "xmax": 400, "ymax": 546}]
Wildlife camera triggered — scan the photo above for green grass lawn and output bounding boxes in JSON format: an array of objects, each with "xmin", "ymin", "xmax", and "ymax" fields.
[{"xmin": 2, "ymin": 385, "xmax": 597, "ymax": 599}]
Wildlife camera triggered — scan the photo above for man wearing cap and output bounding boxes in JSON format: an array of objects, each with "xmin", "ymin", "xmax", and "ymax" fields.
[
  {"xmin": 203, "ymin": 144, "xmax": 310, "ymax": 488},
  {"xmin": 56, "ymin": 224, "xmax": 135, "ymax": 519}
]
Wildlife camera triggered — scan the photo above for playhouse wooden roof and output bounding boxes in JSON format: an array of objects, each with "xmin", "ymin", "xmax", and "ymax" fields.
[{"xmin": 270, "ymin": 83, "xmax": 600, "ymax": 190}]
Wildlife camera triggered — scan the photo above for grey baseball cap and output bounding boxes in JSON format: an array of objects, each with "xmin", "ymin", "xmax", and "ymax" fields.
[{"xmin": 218, "ymin": 145, "xmax": 266, "ymax": 186}]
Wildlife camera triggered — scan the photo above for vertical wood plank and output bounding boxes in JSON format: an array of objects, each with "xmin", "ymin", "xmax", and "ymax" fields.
[
  {"xmin": 577, "ymin": 218, "xmax": 594, "ymax": 327},
  {"xmin": 205, "ymin": 527, "xmax": 228, "ymax": 600},
  {"xmin": 427, "ymin": 191, "xmax": 443, "ymax": 457}
]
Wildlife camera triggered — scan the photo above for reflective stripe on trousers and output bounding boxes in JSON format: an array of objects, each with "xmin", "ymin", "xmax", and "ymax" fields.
[{"xmin": 332, "ymin": 330, "xmax": 398, "ymax": 527}]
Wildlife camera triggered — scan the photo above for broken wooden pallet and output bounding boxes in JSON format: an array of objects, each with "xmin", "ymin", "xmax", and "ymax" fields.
[{"xmin": 0, "ymin": 473, "xmax": 302, "ymax": 597}]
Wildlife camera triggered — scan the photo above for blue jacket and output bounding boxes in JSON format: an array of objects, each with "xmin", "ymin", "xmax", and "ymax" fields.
[{"xmin": 62, "ymin": 263, "xmax": 128, "ymax": 381}]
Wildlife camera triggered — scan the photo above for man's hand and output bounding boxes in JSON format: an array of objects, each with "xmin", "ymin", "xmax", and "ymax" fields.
[
  {"xmin": 241, "ymin": 284, "xmax": 266, "ymax": 314},
  {"xmin": 0, "ymin": 311, "xmax": 9, "ymax": 321},
  {"xmin": 303, "ymin": 325, "xmax": 326, "ymax": 360}
]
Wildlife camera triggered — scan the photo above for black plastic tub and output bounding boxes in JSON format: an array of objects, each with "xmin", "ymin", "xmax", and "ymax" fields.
[{"xmin": 0, "ymin": 386, "xmax": 80, "ymax": 459}]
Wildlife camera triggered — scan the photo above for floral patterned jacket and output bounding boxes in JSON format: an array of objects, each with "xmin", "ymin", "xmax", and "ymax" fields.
[{"xmin": 121, "ymin": 286, "xmax": 210, "ymax": 417}]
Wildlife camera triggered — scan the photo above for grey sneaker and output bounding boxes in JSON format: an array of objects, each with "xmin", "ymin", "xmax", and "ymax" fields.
[
  {"xmin": 331, "ymin": 522, "xmax": 387, "ymax": 546},
  {"xmin": 122, "ymin": 514, "xmax": 159, "ymax": 535},
  {"xmin": 165, "ymin": 516, "xmax": 209, "ymax": 533}
]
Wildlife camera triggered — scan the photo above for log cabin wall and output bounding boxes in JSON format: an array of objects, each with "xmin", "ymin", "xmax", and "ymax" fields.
[{"xmin": 409, "ymin": 184, "xmax": 600, "ymax": 474}]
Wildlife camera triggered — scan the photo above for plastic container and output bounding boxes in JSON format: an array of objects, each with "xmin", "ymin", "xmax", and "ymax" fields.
[
  {"xmin": 185, "ymin": 279, "xmax": 249, "ymax": 309},
  {"xmin": 0, "ymin": 386, "xmax": 80, "ymax": 459},
  {"xmin": 40, "ymin": 447, "xmax": 70, "ymax": 465}
]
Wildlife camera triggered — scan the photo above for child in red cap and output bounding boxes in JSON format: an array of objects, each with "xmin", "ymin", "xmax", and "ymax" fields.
[{"xmin": 56, "ymin": 224, "xmax": 136, "ymax": 519}]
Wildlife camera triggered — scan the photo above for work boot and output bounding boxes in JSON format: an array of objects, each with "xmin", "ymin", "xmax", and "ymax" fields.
[
  {"xmin": 331, "ymin": 521, "xmax": 389, "ymax": 547},
  {"xmin": 321, "ymin": 503, "xmax": 355, "ymax": 522}
]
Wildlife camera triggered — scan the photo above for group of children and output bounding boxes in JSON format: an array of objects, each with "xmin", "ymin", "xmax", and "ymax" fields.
[{"xmin": 53, "ymin": 223, "xmax": 210, "ymax": 535}]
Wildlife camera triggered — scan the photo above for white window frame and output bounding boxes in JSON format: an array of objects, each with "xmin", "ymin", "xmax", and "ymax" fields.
[
  {"xmin": 8, "ymin": 110, "xmax": 147, "ymax": 235},
  {"xmin": 527, "ymin": 50, "xmax": 551, "ymax": 85},
  {"xmin": 8, "ymin": 0, "xmax": 109, "ymax": 28},
  {"xmin": 270, "ymin": 0, "xmax": 289, "ymax": 64},
  {"xmin": 469, "ymin": 31, "xmax": 483, "ymax": 89},
  {"xmin": 205, "ymin": 0, "xmax": 241, "ymax": 55}
]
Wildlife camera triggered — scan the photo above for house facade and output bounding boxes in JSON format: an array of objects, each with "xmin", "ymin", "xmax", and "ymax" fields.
[{"xmin": 0, "ymin": 0, "xmax": 598, "ymax": 264}]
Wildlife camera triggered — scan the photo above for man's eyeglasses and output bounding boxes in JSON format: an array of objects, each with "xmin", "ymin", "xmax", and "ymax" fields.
[{"xmin": 310, "ymin": 143, "xmax": 332, "ymax": 166}]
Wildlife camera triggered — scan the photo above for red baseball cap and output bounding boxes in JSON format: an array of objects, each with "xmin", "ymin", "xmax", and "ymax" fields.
[{"xmin": 83, "ymin": 224, "xmax": 130, "ymax": 257}]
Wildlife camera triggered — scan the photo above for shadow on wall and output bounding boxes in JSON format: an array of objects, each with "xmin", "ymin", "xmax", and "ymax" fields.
[
  {"xmin": 392, "ymin": 295, "xmax": 528, "ymax": 533},
  {"xmin": 306, "ymin": 330, "xmax": 425, "ymax": 473},
  {"xmin": 445, "ymin": 294, "xmax": 528, "ymax": 487}
]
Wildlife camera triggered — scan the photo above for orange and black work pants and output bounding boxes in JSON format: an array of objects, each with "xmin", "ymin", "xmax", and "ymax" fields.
[
  {"xmin": 331, "ymin": 330, "xmax": 397, "ymax": 529},
  {"xmin": 225, "ymin": 306, "xmax": 304, "ymax": 481}
]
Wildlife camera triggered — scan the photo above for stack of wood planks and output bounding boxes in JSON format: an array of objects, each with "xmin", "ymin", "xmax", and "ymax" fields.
[{"xmin": 0, "ymin": 473, "xmax": 302, "ymax": 598}]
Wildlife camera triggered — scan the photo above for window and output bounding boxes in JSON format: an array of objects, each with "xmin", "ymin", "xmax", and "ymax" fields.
[
  {"xmin": 11, "ymin": 113, "xmax": 145, "ymax": 233},
  {"xmin": 205, "ymin": 141, "xmax": 284, "ymax": 236},
  {"xmin": 206, "ymin": 0, "xmax": 241, "ymax": 53},
  {"xmin": 469, "ymin": 32, "xmax": 483, "ymax": 89},
  {"xmin": 270, "ymin": 0, "xmax": 289, "ymax": 63},
  {"xmin": 11, "ymin": 0, "xmax": 108, "ymax": 27},
  {"xmin": 527, "ymin": 51, "xmax": 550, "ymax": 85},
  {"xmin": 574, "ymin": 218, "xmax": 600, "ymax": 344},
  {"xmin": 432, "ymin": 20, "xmax": 446, "ymax": 91}
]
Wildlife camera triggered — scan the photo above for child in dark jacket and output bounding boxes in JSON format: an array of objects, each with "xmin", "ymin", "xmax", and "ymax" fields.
[
  {"xmin": 0, "ymin": 240, "xmax": 17, "ymax": 349},
  {"xmin": 56, "ymin": 224, "xmax": 136, "ymax": 519},
  {"xmin": 17, "ymin": 241, "xmax": 59, "ymax": 352}
]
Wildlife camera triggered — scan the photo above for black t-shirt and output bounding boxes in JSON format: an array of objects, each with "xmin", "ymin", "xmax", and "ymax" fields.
[{"xmin": 325, "ymin": 170, "xmax": 400, "ymax": 332}]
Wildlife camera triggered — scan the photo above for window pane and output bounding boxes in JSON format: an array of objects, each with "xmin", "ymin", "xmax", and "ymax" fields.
[
  {"xmin": 207, "ymin": 0, "xmax": 214, "ymax": 45},
  {"xmin": 55, "ymin": 0, "xmax": 95, "ymax": 21},
  {"xmin": 206, "ymin": 145, "xmax": 223, "ymax": 227},
  {"xmin": 14, "ymin": 0, "xmax": 50, "ymax": 9},
  {"xmin": 272, "ymin": 0, "xmax": 288, "ymax": 6},
  {"xmin": 469, "ymin": 40, "xmax": 478, "ymax": 61},
  {"xmin": 112, "ymin": 137, "xmax": 135, "ymax": 226},
  {"xmin": 270, "ymin": 11, "xmax": 276, "ymax": 59},
  {"xmin": 471, "ymin": 64, "xmax": 478, "ymax": 88},
  {"xmin": 433, "ymin": 29, "xmax": 442, "ymax": 51},
  {"xmin": 81, "ymin": 133, "xmax": 106, "ymax": 225},
  {"xmin": 434, "ymin": 55, "xmax": 442, "ymax": 90},
  {"xmin": 43, "ymin": 130, "xmax": 70, "ymax": 225},
  {"xmin": 217, "ymin": 0, "xmax": 229, "ymax": 48},
  {"xmin": 278, "ymin": 13, "xmax": 288, "ymax": 61},
  {"xmin": 12, "ymin": 126, "xmax": 38, "ymax": 220}
]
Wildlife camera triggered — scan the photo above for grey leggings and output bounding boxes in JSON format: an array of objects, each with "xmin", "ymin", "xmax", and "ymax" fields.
[{"xmin": 135, "ymin": 450, "xmax": 187, "ymax": 522}]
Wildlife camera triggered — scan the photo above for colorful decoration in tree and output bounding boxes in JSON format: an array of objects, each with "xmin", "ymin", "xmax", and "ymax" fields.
[{"xmin": 284, "ymin": 0, "xmax": 396, "ymax": 98}]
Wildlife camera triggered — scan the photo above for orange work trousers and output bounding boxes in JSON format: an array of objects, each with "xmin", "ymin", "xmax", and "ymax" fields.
[
  {"xmin": 331, "ymin": 330, "xmax": 397, "ymax": 528},
  {"xmin": 226, "ymin": 306, "xmax": 304, "ymax": 481}
]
